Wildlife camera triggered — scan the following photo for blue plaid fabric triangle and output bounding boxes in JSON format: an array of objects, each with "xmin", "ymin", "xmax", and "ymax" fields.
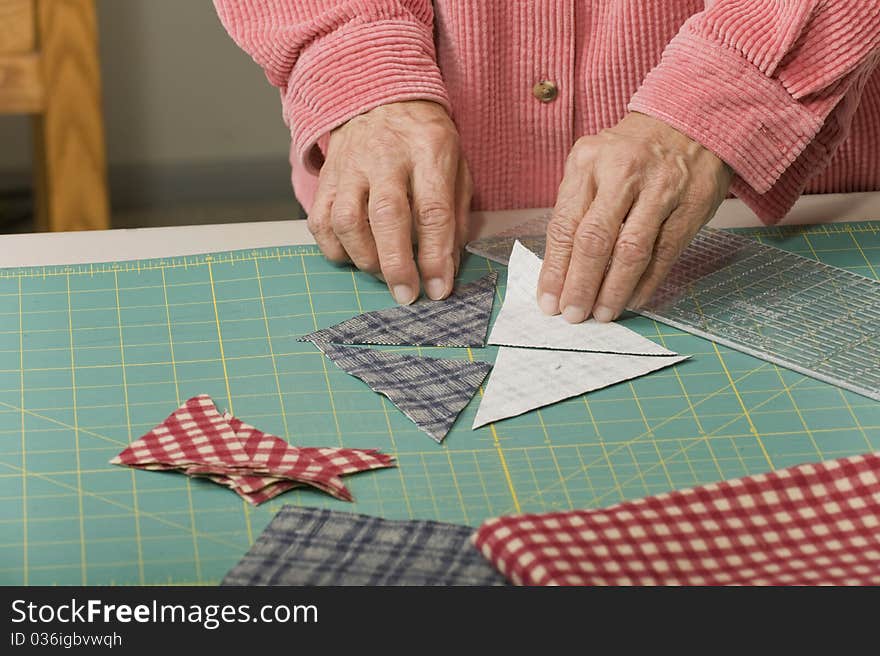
[
  {"xmin": 314, "ymin": 342, "xmax": 491, "ymax": 443},
  {"xmin": 299, "ymin": 273, "xmax": 497, "ymax": 347}
]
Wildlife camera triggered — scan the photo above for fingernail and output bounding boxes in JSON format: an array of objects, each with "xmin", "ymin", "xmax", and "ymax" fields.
[
  {"xmin": 562, "ymin": 305, "xmax": 587, "ymax": 324},
  {"xmin": 425, "ymin": 278, "xmax": 447, "ymax": 300},
  {"xmin": 538, "ymin": 293, "xmax": 559, "ymax": 315},
  {"xmin": 592, "ymin": 305, "xmax": 614, "ymax": 322},
  {"xmin": 393, "ymin": 284, "xmax": 415, "ymax": 305}
]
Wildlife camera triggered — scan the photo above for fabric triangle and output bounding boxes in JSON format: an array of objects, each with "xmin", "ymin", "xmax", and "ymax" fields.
[
  {"xmin": 225, "ymin": 414, "xmax": 395, "ymax": 477},
  {"xmin": 211, "ymin": 415, "xmax": 353, "ymax": 501},
  {"xmin": 473, "ymin": 346, "xmax": 688, "ymax": 428},
  {"xmin": 315, "ymin": 341, "xmax": 492, "ymax": 443},
  {"xmin": 488, "ymin": 241, "xmax": 677, "ymax": 355},
  {"xmin": 294, "ymin": 446, "xmax": 397, "ymax": 476},
  {"xmin": 110, "ymin": 394, "xmax": 249, "ymax": 468},
  {"xmin": 110, "ymin": 395, "xmax": 396, "ymax": 504},
  {"xmin": 300, "ymin": 272, "xmax": 497, "ymax": 347}
]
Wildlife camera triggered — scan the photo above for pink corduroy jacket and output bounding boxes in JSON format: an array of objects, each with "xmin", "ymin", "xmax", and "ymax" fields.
[{"xmin": 214, "ymin": 1, "xmax": 880, "ymax": 223}]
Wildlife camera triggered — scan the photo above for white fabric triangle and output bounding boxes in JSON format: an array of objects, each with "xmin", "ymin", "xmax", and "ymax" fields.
[
  {"xmin": 488, "ymin": 241, "xmax": 677, "ymax": 356},
  {"xmin": 473, "ymin": 346, "xmax": 688, "ymax": 428}
]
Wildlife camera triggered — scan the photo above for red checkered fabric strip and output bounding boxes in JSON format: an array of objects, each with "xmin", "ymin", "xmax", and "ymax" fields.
[
  {"xmin": 237, "ymin": 481, "xmax": 299, "ymax": 506},
  {"xmin": 110, "ymin": 395, "xmax": 247, "ymax": 468},
  {"xmin": 121, "ymin": 463, "xmax": 178, "ymax": 472},
  {"xmin": 297, "ymin": 447, "xmax": 396, "ymax": 476},
  {"xmin": 223, "ymin": 416, "xmax": 353, "ymax": 500},
  {"xmin": 223, "ymin": 444, "xmax": 397, "ymax": 504},
  {"xmin": 195, "ymin": 471, "xmax": 301, "ymax": 505},
  {"xmin": 225, "ymin": 415, "xmax": 395, "ymax": 493},
  {"xmin": 185, "ymin": 463, "xmax": 352, "ymax": 502},
  {"xmin": 110, "ymin": 396, "xmax": 395, "ymax": 505},
  {"xmin": 228, "ymin": 415, "xmax": 328, "ymax": 474},
  {"xmin": 474, "ymin": 452, "xmax": 880, "ymax": 585}
]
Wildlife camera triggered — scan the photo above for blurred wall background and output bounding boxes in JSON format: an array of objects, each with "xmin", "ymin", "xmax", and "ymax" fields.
[{"xmin": 0, "ymin": 0, "xmax": 303, "ymax": 228}]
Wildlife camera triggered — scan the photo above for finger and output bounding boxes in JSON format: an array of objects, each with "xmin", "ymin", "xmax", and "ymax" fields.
[
  {"xmin": 368, "ymin": 171, "xmax": 420, "ymax": 305},
  {"xmin": 412, "ymin": 160, "xmax": 457, "ymax": 300},
  {"xmin": 537, "ymin": 172, "xmax": 595, "ymax": 316},
  {"xmin": 453, "ymin": 159, "xmax": 473, "ymax": 276},
  {"xmin": 559, "ymin": 186, "xmax": 635, "ymax": 323},
  {"xmin": 629, "ymin": 206, "xmax": 703, "ymax": 309},
  {"xmin": 308, "ymin": 169, "xmax": 348, "ymax": 263},
  {"xmin": 330, "ymin": 173, "xmax": 379, "ymax": 275},
  {"xmin": 591, "ymin": 192, "xmax": 676, "ymax": 322}
]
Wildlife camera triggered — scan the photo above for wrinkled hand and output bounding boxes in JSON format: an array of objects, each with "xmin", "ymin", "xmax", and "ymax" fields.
[
  {"xmin": 308, "ymin": 100, "xmax": 471, "ymax": 305},
  {"xmin": 538, "ymin": 112, "xmax": 732, "ymax": 323}
]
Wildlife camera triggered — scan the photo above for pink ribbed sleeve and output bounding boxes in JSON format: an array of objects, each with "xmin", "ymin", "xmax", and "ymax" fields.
[
  {"xmin": 213, "ymin": 0, "xmax": 450, "ymax": 174},
  {"xmin": 630, "ymin": 0, "xmax": 880, "ymax": 221}
]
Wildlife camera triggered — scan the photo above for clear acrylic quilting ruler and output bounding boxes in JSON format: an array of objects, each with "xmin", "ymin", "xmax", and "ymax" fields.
[{"xmin": 467, "ymin": 225, "xmax": 880, "ymax": 402}]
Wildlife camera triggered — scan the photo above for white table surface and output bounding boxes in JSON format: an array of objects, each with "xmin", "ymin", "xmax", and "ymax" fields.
[{"xmin": 2, "ymin": 191, "xmax": 879, "ymax": 268}]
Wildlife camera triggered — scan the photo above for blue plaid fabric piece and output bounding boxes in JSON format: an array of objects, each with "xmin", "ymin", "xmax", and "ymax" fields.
[
  {"xmin": 222, "ymin": 506, "xmax": 508, "ymax": 586},
  {"xmin": 315, "ymin": 342, "xmax": 491, "ymax": 443},
  {"xmin": 299, "ymin": 273, "xmax": 497, "ymax": 347}
]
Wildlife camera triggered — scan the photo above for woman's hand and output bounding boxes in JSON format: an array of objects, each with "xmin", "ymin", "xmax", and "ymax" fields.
[
  {"xmin": 538, "ymin": 112, "xmax": 732, "ymax": 322},
  {"xmin": 308, "ymin": 100, "xmax": 471, "ymax": 305}
]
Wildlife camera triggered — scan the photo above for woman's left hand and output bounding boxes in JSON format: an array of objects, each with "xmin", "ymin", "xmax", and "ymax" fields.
[{"xmin": 537, "ymin": 112, "xmax": 732, "ymax": 323}]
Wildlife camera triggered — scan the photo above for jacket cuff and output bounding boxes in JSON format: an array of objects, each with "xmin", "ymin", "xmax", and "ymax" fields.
[
  {"xmin": 284, "ymin": 19, "xmax": 450, "ymax": 174},
  {"xmin": 628, "ymin": 28, "xmax": 824, "ymax": 194}
]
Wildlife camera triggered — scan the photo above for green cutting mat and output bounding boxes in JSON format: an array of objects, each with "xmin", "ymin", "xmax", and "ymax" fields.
[{"xmin": 1, "ymin": 222, "xmax": 878, "ymax": 585}]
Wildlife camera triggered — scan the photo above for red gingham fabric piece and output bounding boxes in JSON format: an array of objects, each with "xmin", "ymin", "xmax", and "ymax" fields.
[
  {"xmin": 219, "ymin": 415, "xmax": 395, "ymax": 502},
  {"xmin": 110, "ymin": 395, "xmax": 347, "ymax": 501},
  {"xmin": 217, "ymin": 416, "xmax": 351, "ymax": 500},
  {"xmin": 236, "ymin": 484, "xmax": 290, "ymax": 506},
  {"xmin": 226, "ymin": 415, "xmax": 393, "ymax": 477},
  {"xmin": 194, "ymin": 440, "xmax": 396, "ymax": 506},
  {"xmin": 111, "ymin": 396, "xmax": 395, "ymax": 505},
  {"xmin": 182, "ymin": 463, "xmax": 349, "ymax": 501},
  {"xmin": 111, "ymin": 395, "xmax": 247, "ymax": 468},
  {"xmin": 473, "ymin": 453, "xmax": 880, "ymax": 586},
  {"xmin": 296, "ymin": 447, "xmax": 396, "ymax": 476},
  {"xmin": 197, "ymin": 471, "xmax": 297, "ymax": 506}
]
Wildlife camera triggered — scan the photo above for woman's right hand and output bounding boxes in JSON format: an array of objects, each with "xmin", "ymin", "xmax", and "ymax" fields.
[{"xmin": 308, "ymin": 100, "xmax": 471, "ymax": 305}]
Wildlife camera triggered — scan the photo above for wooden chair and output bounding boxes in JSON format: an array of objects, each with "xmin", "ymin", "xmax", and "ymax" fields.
[{"xmin": 0, "ymin": 0, "xmax": 109, "ymax": 231}]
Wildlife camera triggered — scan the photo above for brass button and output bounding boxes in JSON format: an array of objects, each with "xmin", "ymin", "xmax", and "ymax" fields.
[{"xmin": 533, "ymin": 80, "xmax": 558, "ymax": 103}]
